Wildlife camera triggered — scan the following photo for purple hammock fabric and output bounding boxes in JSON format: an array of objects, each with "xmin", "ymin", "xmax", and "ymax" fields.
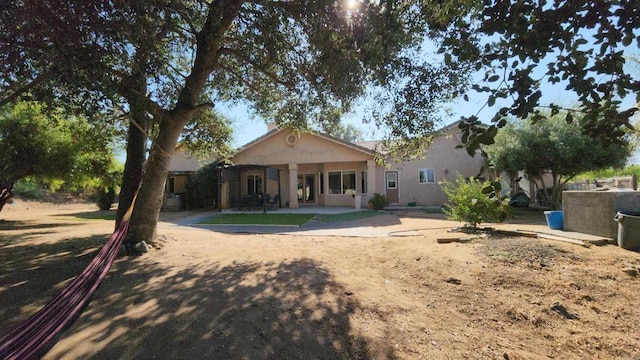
[{"xmin": 0, "ymin": 218, "xmax": 131, "ymax": 359}]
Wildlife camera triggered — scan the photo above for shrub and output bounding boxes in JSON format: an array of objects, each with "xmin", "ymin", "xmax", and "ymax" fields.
[
  {"xmin": 441, "ymin": 175, "xmax": 508, "ymax": 231},
  {"xmin": 368, "ymin": 193, "xmax": 389, "ymax": 210},
  {"xmin": 13, "ymin": 179, "xmax": 45, "ymax": 199},
  {"xmin": 186, "ymin": 162, "xmax": 219, "ymax": 209},
  {"xmin": 96, "ymin": 187, "xmax": 116, "ymax": 210}
]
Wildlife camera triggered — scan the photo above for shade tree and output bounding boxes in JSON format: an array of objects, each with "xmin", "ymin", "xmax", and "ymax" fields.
[
  {"xmin": 485, "ymin": 112, "xmax": 631, "ymax": 209},
  {"xmin": 0, "ymin": 102, "xmax": 117, "ymax": 212}
]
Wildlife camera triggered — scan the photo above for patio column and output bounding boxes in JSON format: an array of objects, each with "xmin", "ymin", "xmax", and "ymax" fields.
[
  {"xmin": 219, "ymin": 181, "xmax": 227, "ymax": 211},
  {"xmin": 288, "ymin": 163, "xmax": 299, "ymax": 208},
  {"xmin": 367, "ymin": 159, "xmax": 377, "ymax": 196}
]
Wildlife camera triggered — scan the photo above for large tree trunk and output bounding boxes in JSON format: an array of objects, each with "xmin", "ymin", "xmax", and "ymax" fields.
[
  {"xmin": 122, "ymin": 1, "xmax": 243, "ymax": 244},
  {"xmin": 0, "ymin": 181, "xmax": 14, "ymax": 214},
  {"xmin": 115, "ymin": 115, "xmax": 147, "ymax": 227},
  {"xmin": 126, "ymin": 113, "xmax": 187, "ymax": 243},
  {"xmin": 116, "ymin": 62, "xmax": 150, "ymax": 227}
]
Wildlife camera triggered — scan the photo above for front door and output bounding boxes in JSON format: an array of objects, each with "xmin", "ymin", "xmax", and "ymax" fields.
[
  {"xmin": 386, "ymin": 171, "xmax": 399, "ymax": 204},
  {"xmin": 297, "ymin": 174, "xmax": 316, "ymax": 204}
]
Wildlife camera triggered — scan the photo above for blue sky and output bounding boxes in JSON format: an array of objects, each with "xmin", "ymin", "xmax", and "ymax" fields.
[
  {"xmin": 219, "ymin": 80, "xmax": 640, "ymax": 163},
  {"xmin": 217, "ymin": 28, "xmax": 640, "ymax": 162}
]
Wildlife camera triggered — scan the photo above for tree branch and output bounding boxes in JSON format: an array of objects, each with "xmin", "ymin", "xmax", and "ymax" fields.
[
  {"xmin": 175, "ymin": 0, "xmax": 244, "ymax": 110},
  {"xmin": 118, "ymin": 77, "xmax": 166, "ymax": 119},
  {"xmin": 246, "ymin": 0, "xmax": 304, "ymax": 12},
  {"xmin": 0, "ymin": 71, "xmax": 53, "ymax": 107},
  {"xmin": 218, "ymin": 47, "xmax": 295, "ymax": 89},
  {"xmin": 217, "ymin": 63, "xmax": 260, "ymax": 93}
]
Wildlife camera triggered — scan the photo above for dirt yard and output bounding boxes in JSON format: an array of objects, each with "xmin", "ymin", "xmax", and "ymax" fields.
[{"xmin": 1, "ymin": 199, "xmax": 639, "ymax": 359}]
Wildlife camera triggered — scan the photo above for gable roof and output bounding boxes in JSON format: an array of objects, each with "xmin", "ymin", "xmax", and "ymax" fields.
[
  {"xmin": 233, "ymin": 119, "xmax": 474, "ymax": 159},
  {"xmin": 354, "ymin": 120, "xmax": 471, "ymax": 154},
  {"xmin": 234, "ymin": 128, "xmax": 376, "ymax": 157}
]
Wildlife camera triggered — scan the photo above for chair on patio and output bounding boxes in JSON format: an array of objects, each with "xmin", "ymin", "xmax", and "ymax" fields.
[
  {"xmin": 247, "ymin": 193, "xmax": 262, "ymax": 211},
  {"xmin": 267, "ymin": 194, "xmax": 280, "ymax": 210}
]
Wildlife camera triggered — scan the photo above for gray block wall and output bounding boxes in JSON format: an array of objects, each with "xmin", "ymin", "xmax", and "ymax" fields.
[{"xmin": 562, "ymin": 190, "xmax": 640, "ymax": 238}]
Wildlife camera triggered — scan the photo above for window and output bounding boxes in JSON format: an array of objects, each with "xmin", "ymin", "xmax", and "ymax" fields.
[
  {"xmin": 328, "ymin": 170, "xmax": 356, "ymax": 194},
  {"xmin": 247, "ymin": 174, "xmax": 263, "ymax": 194},
  {"xmin": 328, "ymin": 172, "xmax": 341, "ymax": 194},
  {"xmin": 386, "ymin": 172, "xmax": 397, "ymax": 189},
  {"xmin": 342, "ymin": 171, "xmax": 356, "ymax": 194},
  {"xmin": 319, "ymin": 172, "xmax": 324, "ymax": 194},
  {"xmin": 361, "ymin": 171, "xmax": 368, "ymax": 194},
  {"xmin": 419, "ymin": 168, "xmax": 435, "ymax": 184}
]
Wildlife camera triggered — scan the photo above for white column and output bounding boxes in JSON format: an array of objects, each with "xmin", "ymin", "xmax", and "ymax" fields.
[{"xmin": 289, "ymin": 163, "xmax": 299, "ymax": 208}]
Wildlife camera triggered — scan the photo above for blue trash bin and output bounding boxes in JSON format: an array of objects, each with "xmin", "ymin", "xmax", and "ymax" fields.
[{"xmin": 544, "ymin": 210, "xmax": 563, "ymax": 230}]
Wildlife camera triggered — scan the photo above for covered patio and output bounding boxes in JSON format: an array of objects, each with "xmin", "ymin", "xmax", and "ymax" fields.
[{"xmin": 217, "ymin": 164, "xmax": 282, "ymax": 212}]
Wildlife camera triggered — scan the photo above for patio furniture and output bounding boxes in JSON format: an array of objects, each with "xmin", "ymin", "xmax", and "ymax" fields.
[
  {"xmin": 246, "ymin": 193, "xmax": 262, "ymax": 211},
  {"xmin": 267, "ymin": 194, "xmax": 280, "ymax": 210}
]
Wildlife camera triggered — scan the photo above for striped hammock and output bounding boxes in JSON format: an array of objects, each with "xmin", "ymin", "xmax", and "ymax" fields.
[{"xmin": 0, "ymin": 204, "xmax": 136, "ymax": 359}]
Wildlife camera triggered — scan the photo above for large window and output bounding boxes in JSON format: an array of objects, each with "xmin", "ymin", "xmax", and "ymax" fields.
[
  {"xmin": 361, "ymin": 171, "xmax": 368, "ymax": 194},
  {"xmin": 328, "ymin": 172, "xmax": 341, "ymax": 194},
  {"xmin": 328, "ymin": 170, "xmax": 356, "ymax": 194},
  {"xmin": 247, "ymin": 174, "xmax": 263, "ymax": 194},
  {"xmin": 386, "ymin": 172, "xmax": 397, "ymax": 189},
  {"xmin": 419, "ymin": 168, "xmax": 435, "ymax": 184}
]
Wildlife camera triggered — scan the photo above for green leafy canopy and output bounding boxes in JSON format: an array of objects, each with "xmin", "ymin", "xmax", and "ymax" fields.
[
  {"xmin": 437, "ymin": 0, "xmax": 640, "ymax": 153},
  {"xmin": 0, "ymin": 101, "xmax": 117, "ymax": 190},
  {"xmin": 485, "ymin": 111, "xmax": 631, "ymax": 209}
]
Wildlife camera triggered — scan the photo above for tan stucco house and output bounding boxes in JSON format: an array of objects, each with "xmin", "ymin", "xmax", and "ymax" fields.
[{"xmin": 217, "ymin": 121, "xmax": 485, "ymax": 209}]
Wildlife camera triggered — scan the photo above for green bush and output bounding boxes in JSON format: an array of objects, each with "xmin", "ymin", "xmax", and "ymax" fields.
[
  {"xmin": 441, "ymin": 175, "xmax": 508, "ymax": 231},
  {"xmin": 368, "ymin": 193, "xmax": 389, "ymax": 210},
  {"xmin": 186, "ymin": 162, "xmax": 219, "ymax": 209},
  {"xmin": 96, "ymin": 187, "xmax": 116, "ymax": 210},
  {"xmin": 13, "ymin": 179, "xmax": 45, "ymax": 199}
]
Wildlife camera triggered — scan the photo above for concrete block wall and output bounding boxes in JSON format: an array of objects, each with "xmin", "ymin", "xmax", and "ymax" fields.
[{"xmin": 563, "ymin": 190, "xmax": 640, "ymax": 238}]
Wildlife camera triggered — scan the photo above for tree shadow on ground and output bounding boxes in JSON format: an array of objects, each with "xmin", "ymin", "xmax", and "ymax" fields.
[
  {"xmin": 52, "ymin": 210, "xmax": 116, "ymax": 220},
  {"xmin": 0, "ymin": 220, "xmax": 79, "ymax": 231},
  {"xmin": 179, "ymin": 212, "xmax": 404, "ymax": 235},
  {"xmin": 0, "ymin": 234, "xmax": 110, "ymax": 334},
  {"xmin": 46, "ymin": 257, "xmax": 387, "ymax": 359}
]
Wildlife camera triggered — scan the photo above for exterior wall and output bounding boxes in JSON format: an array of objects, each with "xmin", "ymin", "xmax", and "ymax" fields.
[
  {"xmin": 322, "ymin": 161, "xmax": 369, "ymax": 207},
  {"xmin": 370, "ymin": 165, "xmax": 386, "ymax": 206},
  {"xmin": 164, "ymin": 147, "xmax": 217, "ymax": 211},
  {"xmin": 233, "ymin": 131, "xmax": 372, "ymax": 165},
  {"xmin": 168, "ymin": 149, "xmax": 213, "ymax": 172},
  {"xmin": 384, "ymin": 128, "xmax": 485, "ymax": 206},
  {"xmin": 227, "ymin": 124, "xmax": 484, "ymax": 209},
  {"xmin": 275, "ymin": 162, "xmax": 370, "ymax": 207},
  {"xmin": 231, "ymin": 130, "xmax": 374, "ymax": 208}
]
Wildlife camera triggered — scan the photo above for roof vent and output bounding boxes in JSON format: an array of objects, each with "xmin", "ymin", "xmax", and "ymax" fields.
[{"xmin": 285, "ymin": 133, "xmax": 298, "ymax": 146}]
